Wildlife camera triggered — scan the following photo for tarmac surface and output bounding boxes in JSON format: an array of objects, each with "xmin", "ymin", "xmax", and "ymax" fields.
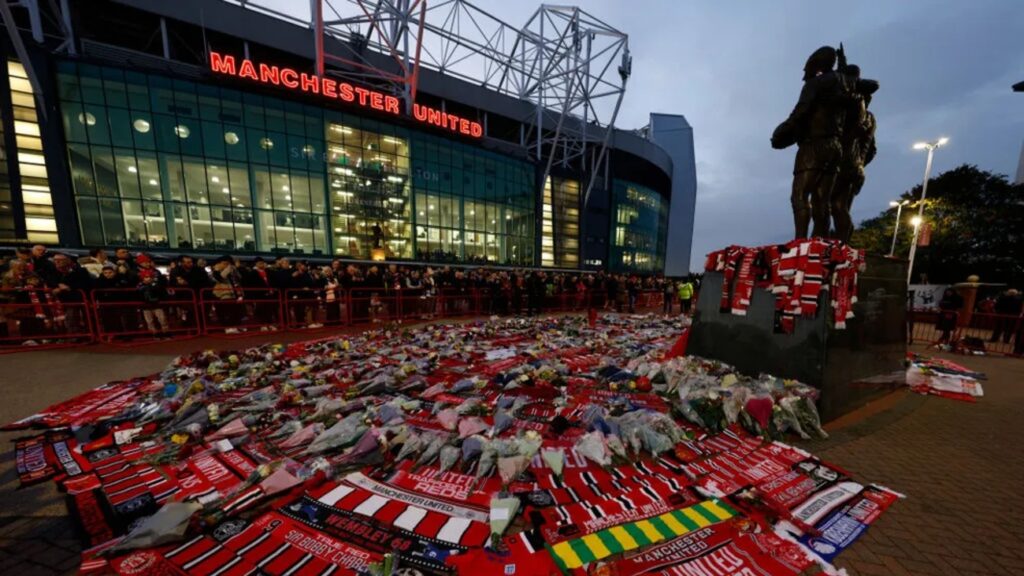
[{"xmin": 0, "ymin": 326, "xmax": 1021, "ymax": 575}]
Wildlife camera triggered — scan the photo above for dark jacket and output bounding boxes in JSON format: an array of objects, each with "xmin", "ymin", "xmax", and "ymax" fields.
[
  {"xmin": 53, "ymin": 266, "xmax": 92, "ymax": 302},
  {"xmin": 170, "ymin": 265, "xmax": 212, "ymax": 292}
]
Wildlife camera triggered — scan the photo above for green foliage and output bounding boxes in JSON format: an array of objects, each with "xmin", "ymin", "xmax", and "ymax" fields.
[{"xmin": 852, "ymin": 165, "xmax": 1024, "ymax": 285}]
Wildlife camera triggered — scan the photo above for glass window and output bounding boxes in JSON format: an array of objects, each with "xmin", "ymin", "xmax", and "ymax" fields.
[
  {"xmin": 114, "ymin": 151, "xmax": 141, "ymax": 199},
  {"xmin": 131, "ymin": 113, "xmax": 156, "ymax": 150},
  {"xmin": 200, "ymin": 121, "xmax": 226, "ymax": 159},
  {"xmin": 172, "ymin": 81, "xmax": 198, "ymax": 117},
  {"xmin": 83, "ymin": 106, "xmax": 110, "ymax": 146},
  {"xmin": 153, "ymin": 114, "xmax": 181, "ymax": 153},
  {"xmin": 79, "ymin": 65, "xmax": 106, "ymax": 104},
  {"xmin": 246, "ymin": 128, "xmax": 269, "ymax": 165},
  {"xmin": 148, "ymin": 76, "xmax": 175, "ymax": 115},
  {"xmin": 189, "ymin": 204, "xmax": 214, "ymax": 249},
  {"xmin": 609, "ymin": 180, "xmax": 669, "ymax": 273},
  {"xmin": 265, "ymin": 131, "xmax": 288, "ymax": 167},
  {"xmin": 102, "ymin": 68, "xmax": 128, "ymax": 108},
  {"xmin": 177, "ymin": 120, "xmax": 202, "ymax": 157},
  {"xmin": 76, "ymin": 197, "xmax": 103, "ymax": 245},
  {"xmin": 125, "ymin": 72, "xmax": 150, "ymax": 110},
  {"xmin": 100, "ymin": 198, "xmax": 126, "ymax": 244},
  {"xmin": 271, "ymin": 171, "xmax": 291, "ymax": 211},
  {"xmin": 163, "ymin": 155, "xmax": 186, "ymax": 202},
  {"xmin": 210, "ymin": 205, "xmax": 236, "ymax": 250},
  {"xmin": 143, "ymin": 201, "xmax": 169, "ymax": 247},
  {"xmin": 182, "ymin": 158, "xmax": 208, "ymax": 204},
  {"xmin": 136, "ymin": 153, "xmax": 162, "ymax": 201},
  {"xmin": 68, "ymin": 143, "xmax": 95, "ymax": 196},
  {"xmin": 197, "ymin": 85, "xmax": 221, "ymax": 120},
  {"xmin": 227, "ymin": 163, "xmax": 251, "ymax": 209},
  {"xmin": 168, "ymin": 203, "xmax": 190, "ymax": 249},
  {"xmin": 61, "ymin": 101, "xmax": 89, "ymax": 143},
  {"xmin": 223, "ymin": 124, "xmax": 246, "ymax": 162},
  {"xmin": 290, "ymin": 172, "xmax": 312, "ymax": 213},
  {"xmin": 234, "ymin": 209, "xmax": 256, "ymax": 251},
  {"xmin": 91, "ymin": 146, "xmax": 118, "ymax": 197},
  {"xmin": 57, "ymin": 67, "xmax": 81, "ymax": 102},
  {"xmin": 57, "ymin": 62, "xmax": 538, "ymax": 261}
]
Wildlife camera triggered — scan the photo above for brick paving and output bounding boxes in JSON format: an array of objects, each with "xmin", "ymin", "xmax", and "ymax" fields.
[
  {"xmin": 802, "ymin": 347, "xmax": 1024, "ymax": 576},
  {"xmin": 0, "ymin": 336, "xmax": 1021, "ymax": 575}
]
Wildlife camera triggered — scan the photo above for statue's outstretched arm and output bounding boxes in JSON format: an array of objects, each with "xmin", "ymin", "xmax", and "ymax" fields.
[
  {"xmin": 857, "ymin": 78, "xmax": 880, "ymax": 96},
  {"xmin": 771, "ymin": 82, "xmax": 816, "ymax": 149}
]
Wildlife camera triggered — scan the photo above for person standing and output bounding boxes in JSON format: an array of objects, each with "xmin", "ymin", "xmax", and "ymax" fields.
[
  {"xmin": 245, "ymin": 257, "xmax": 277, "ymax": 328},
  {"xmin": 626, "ymin": 274, "xmax": 639, "ymax": 313},
  {"xmin": 936, "ymin": 288, "xmax": 964, "ymax": 345},
  {"xmin": 678, "ymin": 278, "xmax": 695, "ymax": 316},
  {"xmin": 211, "ymin": 256, "xmax": 244, "ymax": 331},
  {"xmin": 990, "ymin": 289, "xmax": 1022, "ymax": 344},
  {"xmin": 49, "ymin": 254, "xmax": 92, "ymax": 334},
  {"xmin": 663, "ymin": 280, "xmax": 676, "ymax": 315},
  {"xmin": 605, "ymin": 274, "xmax": 619, "ymax": 312},
  {"xmin": 290, "ymin": 261, "xmax": 315, "ymax": 328},
  {"xmin": 526, "ymin": 271, "xmax": 542, "ymax": 316}
]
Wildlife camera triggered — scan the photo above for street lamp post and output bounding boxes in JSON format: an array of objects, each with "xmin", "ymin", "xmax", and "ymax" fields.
[
  {"xmin": 906, "ymin": 137, "xmax": 948, "ymax": 284},
  {"xmin": 888, "ymin": 199, "xmax": 909, "ymax": 257}
]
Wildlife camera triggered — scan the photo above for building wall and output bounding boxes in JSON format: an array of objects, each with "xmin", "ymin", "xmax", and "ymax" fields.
[
  {"xmin": 608, "ymin": 179, "xmax": 668, "ymax": 273},
  {"xmin": 1, "ymin": 5, "xmax": 675, "ymax": 274},
  {"xmin": 0, "ymin": 56, "xmax": 58, "ymax": 243},
  {"xmin": 649, "ymin": 113, "xmax": 697, "ymax": 275},
  {"xmin": 55, "ymin": 60, "xmax": 538, "ymax": 265}
]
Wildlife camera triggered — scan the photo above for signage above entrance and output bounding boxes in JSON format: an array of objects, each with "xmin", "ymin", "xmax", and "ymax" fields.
[{"xmin": 208, "ymin": 52, "xmax": 483, "ymax": 139}]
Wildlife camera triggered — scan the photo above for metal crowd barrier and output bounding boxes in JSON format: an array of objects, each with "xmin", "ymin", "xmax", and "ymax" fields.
[
  {"xmin": 91, "ymin": 287, "xmax": 201, "ymax": 346},
  {"xmin": 908, "ymin": 308, "xmax": 1023, "ymax": 356},
  {"xmin": 0, "ymin": 288, "xmax": 95, "ymax": 352},
  {"xmin": 0, "ymin": 285, "xmax": 679, "ymax": 352},
  {"xmin": 199, "ymin": 287, "xmax": 284, "ymax": 337}
]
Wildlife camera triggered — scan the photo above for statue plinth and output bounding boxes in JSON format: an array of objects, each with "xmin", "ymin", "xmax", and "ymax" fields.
[{"xmin": 688, "ymin": 253, "xmax": 907, "ymax": 421}]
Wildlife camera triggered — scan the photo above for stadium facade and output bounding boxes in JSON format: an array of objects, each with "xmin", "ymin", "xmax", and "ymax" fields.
[{"xmin": 0, "ymin": 0, "xmax": 696, "ymax": 274}]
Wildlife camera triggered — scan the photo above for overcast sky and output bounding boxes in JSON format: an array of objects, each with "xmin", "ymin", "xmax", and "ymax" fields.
[{"xmin": 265, "ymin": 0, "xmax": 1024, "ymax": 270}]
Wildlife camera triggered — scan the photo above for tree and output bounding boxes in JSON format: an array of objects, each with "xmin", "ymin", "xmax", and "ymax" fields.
[{"xmin": 851, "ymin": 164, "xmax": 1024, "ymax": 285}]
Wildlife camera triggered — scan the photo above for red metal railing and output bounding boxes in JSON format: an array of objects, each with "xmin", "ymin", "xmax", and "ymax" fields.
[
  {"xmin": 91, "ymin": 287, "xmax": 200, "ymax": 345},
  {"xmin": 0, "ymin": 288, "xmax": 94, "ymax": 352},
  {"xmin": 199, "ymin": 287, "xmax": 284, "ymax": 337},
  {"xmin": 0, "ymin": 286, "xmax": 675, "ymax": 352},
  {"xmin": 908, "ymin": 309, "xmax": 1023, "ymax": 356}
]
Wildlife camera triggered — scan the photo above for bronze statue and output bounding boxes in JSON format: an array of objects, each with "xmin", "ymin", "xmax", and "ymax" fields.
[
  {"xmin": 772, "ymin": 46, "xmax": 847, "ymax": 239},
  {"xmin": 832, "ymin": 63, "xmax": 878, "ymax": 243}
]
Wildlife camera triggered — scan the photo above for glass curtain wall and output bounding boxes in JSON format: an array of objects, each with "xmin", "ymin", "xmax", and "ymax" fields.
[
  {"xmin": 325, "ymin": 118, "xmax": 412, "ymax": 259},
  {"xmin": 411, "ymin": 133, "xmax": 534, "ymax": 266},
  {"xmin": 610, "ymin": 180, "xmax": 668, "ymax": 273},
  {"xmin": 541, "ymin": 176, "xmax": 580, "ymax": 268},
  {"xmin": 57, "ymin": 61, "xmax": 537, "ymax": 264},
  {"xmin": 7, "ymin": 59, "xmax": 56, "ymax": 243},
  {"xmin": 57, "ymin": 61, "xmax": 328, "ymax": 254}
]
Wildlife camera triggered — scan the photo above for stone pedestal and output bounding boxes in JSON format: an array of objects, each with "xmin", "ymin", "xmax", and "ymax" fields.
[{"xmin": 687, "ymin": 254, "xmax": 907, "ymax": 421}]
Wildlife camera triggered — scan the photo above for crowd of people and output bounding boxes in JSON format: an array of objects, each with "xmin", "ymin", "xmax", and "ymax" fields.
[{"xmin": 0, "ymin": 245, "xmax": 698, "ymax": 345}]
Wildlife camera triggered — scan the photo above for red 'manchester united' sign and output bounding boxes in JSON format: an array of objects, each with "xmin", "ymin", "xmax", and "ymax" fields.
[{"xmin": 208, "ymin": 52, "xmax": 483, "ymax": 138}]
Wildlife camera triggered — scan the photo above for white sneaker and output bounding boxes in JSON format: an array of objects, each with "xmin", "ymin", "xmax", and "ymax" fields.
[
  {"xmin": 224, "ymin": 328, "xmax": 240, "ymax": 334},
  {"xmin": 308, "ymin": 323, "xmax": 323, "ymax": 329},
  {"xmin": 23, "ymin": 340, "xmax": 38, "ymax": 346}
]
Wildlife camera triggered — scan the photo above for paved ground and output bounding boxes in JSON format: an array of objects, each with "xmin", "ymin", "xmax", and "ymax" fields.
[
  {"xmin": 0, "ymin": 329, "xmax": 1021, "ymax": 575},
  {"xmin": 802, "ymin": 348, "xmax": 1024, "ymax": 576}
]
